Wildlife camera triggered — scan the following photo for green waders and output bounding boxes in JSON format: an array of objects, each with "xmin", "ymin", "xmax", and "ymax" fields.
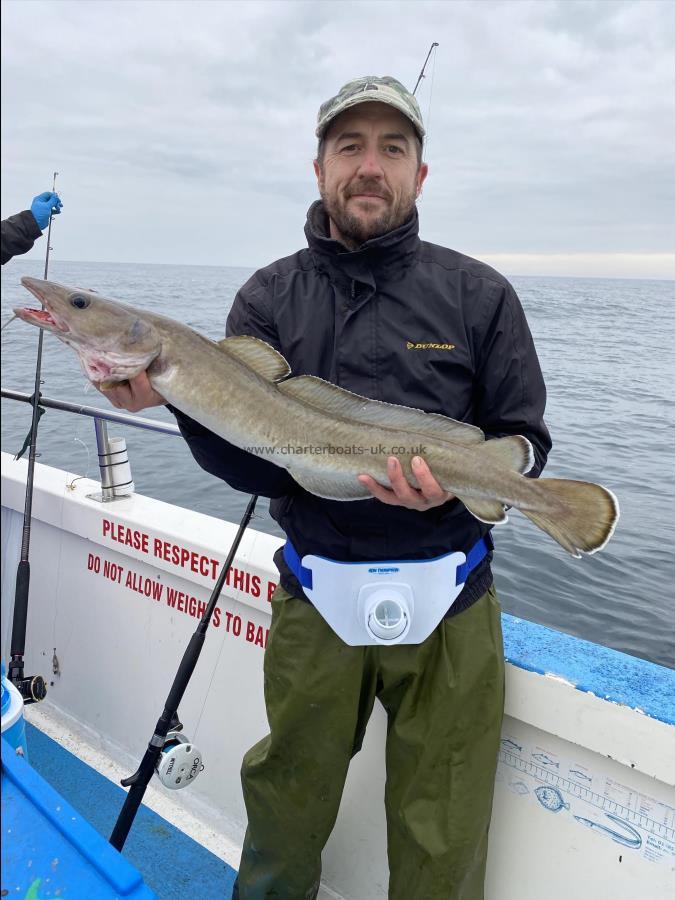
[{"xmin": 234, "ymin": 583, "xmax": 505, "ymax": 900}]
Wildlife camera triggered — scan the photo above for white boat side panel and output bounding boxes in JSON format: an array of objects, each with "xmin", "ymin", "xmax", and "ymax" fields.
[
  {"xmin": 505, "ymin": 665, "xmax": 674, "ymax": 785},
  {"xmin": 2, "ymin": 453, "xmax": 674, "ymax": 900},
  {"xmin": 1, "ymin": 453, "xmax": 284, "ymax": 617}
]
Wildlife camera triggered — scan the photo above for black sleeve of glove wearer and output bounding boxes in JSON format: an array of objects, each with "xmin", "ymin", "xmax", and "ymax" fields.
[
  {"xmin": 473, "ymin": 282, "xmax": 552, "ymax": 477},
  {"xmin": 1, "ymin": 211, "xmax": 42, "ymax": 265},
  {"xmin": 168, "ymin": 274, "xmax": 296, "ymax": 498}
]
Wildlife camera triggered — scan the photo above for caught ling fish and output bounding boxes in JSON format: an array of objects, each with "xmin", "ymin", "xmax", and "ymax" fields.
[{"xmin": 15, "ymin": 277, "xmax": 619, "ymax": 558}]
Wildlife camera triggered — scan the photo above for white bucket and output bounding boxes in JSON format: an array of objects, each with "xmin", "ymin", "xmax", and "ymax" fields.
[{"xmin": 1, "ymin": 662, "xmax": 28, "ymax": 759}]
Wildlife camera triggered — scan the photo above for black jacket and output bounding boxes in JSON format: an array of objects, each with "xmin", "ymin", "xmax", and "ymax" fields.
[
  {"xmin": 173, "ymin": 201, "xmax": 551, "ymax": 616},
  {"xmin": 1, "ymin": 210, "xmax": 42, "ymax": 265}
]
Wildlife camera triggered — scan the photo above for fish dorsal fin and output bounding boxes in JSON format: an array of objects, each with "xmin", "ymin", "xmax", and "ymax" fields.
[
  {"xmin": 277, "ymin": 375, "xmax": 485, "ymax": 445},
  {"xmin": 217, "ymin": 335, "xmax": 291, "ymax": 382}
]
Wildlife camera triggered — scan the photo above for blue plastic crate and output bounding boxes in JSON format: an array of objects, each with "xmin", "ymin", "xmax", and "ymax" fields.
[{"xmin": 1, "ymin": 737, "xmax": 156, "ymax": 898}]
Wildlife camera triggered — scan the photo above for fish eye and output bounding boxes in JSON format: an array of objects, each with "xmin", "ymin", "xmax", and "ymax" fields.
[{"xmin": 70, "ymin": 295, "xmax": 90, "ymax": 309}]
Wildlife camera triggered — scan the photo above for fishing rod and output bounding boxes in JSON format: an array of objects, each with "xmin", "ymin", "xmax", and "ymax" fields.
[
  {"xmin": 110, "ymin": 492, "xmax": 258, "ymax": 851},
  {"xmin": 412, "ymin": 41, "xmax": 439, "ymax": 96},
  {"xmin": 8, "ymin": 172, "xmax": 59, "ymax": 703}
]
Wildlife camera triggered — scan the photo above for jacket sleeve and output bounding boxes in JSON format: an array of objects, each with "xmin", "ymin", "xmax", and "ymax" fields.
[
  {"xmin": 1, "ymin": 211, "xmax": 42, "ymax": 266},
  {"xmin": 169, "ymin": 274, "xmax": 296, "ymax": 498},
  {"xmin": 472, "ymin": 281, "xmax": 552, "ymax": 477}
]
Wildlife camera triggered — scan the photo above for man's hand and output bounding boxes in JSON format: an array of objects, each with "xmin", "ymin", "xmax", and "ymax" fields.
[
  {"xmin": 358, "ymin": 456, "xmax": 454, "ymax": 510},
  {"xmin": 97, "ymin": 371, "xmax": 166, "ymax": 412}
]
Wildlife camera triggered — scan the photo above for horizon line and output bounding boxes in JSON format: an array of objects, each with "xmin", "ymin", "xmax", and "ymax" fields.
[{"xmin": 9, "ymin": 252, "xmax": 675, "ymax": 282}]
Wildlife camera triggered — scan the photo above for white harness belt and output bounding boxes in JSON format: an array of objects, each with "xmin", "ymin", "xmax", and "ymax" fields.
[{"xmin": 283, "ymin": 536, "xmax": 492, "ymax": 646}]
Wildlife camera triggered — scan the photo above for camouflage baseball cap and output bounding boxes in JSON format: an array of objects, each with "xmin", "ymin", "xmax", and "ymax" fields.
[{"xmin": 316, "ymin": 76, "xmax": 425, "ymax": 141}]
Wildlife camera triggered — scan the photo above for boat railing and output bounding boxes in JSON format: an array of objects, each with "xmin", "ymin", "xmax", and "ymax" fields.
[{"xmin": 1, "ymin": 387, "xmax": 179, "ymax": 502}]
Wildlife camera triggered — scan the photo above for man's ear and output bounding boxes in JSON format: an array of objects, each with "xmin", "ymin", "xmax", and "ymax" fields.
[
  {"xmin": 416, "ymin": 163, "xmax": 429, "ymax": 197},
  {"xmin": 313, "ymin": 158, "xmax": 323, "ymax": 190}
]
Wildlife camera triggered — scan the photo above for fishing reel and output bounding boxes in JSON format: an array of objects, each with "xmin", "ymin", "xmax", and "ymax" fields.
[
  {"xmin": 155, "ymin": 730, "xmax": 204, "ymax": 790},
  {"xmin": 8, "ymin": 657, "xmax": 47, "ymax": 704},
  {"xmin": 17, "ymin": 674, "xmax": 47, "ymax": 704}
]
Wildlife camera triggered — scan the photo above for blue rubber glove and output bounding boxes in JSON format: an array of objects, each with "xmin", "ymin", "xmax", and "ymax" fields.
[{"xmin": 30, "ymin": 192, "xmax": 63, "ymax": 230}]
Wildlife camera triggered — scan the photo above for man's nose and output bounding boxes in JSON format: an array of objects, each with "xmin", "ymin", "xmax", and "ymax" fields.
[{"xmin": 355, "ymin": 148, "xmax": 385, "ymax": 178}]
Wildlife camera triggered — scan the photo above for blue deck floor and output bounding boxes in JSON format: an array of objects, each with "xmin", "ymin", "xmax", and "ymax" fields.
[{"xmin": 25, "ymin": 722, "xmax": 238, "ymax": 899}]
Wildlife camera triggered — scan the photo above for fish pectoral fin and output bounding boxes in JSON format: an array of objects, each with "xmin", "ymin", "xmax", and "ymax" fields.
[
  {"xmin": 217, "ymin": 336, "xmax": 291, "ymax": 382},
  {"xmin": 98, "ymin": 379, "xmax": 126, "ymax": 390},
  {"xmin": 478, "ymin": 435, "xmax": 534, "ymax": 474},
  {"xmin": 278, "ymin": 375, "xmax": 485, "ymax": 445},
  {"xmin": 457, "ymin": 495, "xmax": 508, "ymax": 524},
  {"xmin": 291, "ymin": 469, "xmax": 372, "ymax": 501}
]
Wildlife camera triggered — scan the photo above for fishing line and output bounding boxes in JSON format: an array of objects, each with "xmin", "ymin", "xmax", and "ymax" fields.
[
  {"xmin": 1, "ymin": 315, "xmax": 18, "ymax": 331},
  {"xmin": 49, "ymin": 466, "xmax": 72, "ymax": 687},
  {"xmin": 69, "ymin": 399, "xmax": 94, "ymax": 479},
  {"xmin": 71, "ymin": 436, "xmax": 92, "ymax": 481},
  {"xmin": 425, "ymin": 43, "xmax": 438, "ymax": 150},
  {"xmin": 192, "ymin": 597, "xmax": 229, "ymax": 745}
]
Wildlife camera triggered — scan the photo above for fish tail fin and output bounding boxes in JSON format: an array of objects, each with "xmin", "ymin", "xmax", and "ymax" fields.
[{"xmin": 521, "ymin": 478, "xmax": 619, "ymax": 557}]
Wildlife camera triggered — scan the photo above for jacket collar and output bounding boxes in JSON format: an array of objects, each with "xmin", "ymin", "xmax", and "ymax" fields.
[{"xmin": 304, "ymin": 200, "xmax": 420, "ymax": 285}]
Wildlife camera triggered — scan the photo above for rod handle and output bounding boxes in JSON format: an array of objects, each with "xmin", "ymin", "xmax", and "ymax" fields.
[{"xmin": 10, "ymin": 560, "xmax": 30, "ymax": 660}]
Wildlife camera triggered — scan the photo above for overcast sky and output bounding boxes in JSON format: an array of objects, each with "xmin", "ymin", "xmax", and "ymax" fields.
[{"xmin": 2, "ymin": 0, "xmax": 674, "ymax": 278}]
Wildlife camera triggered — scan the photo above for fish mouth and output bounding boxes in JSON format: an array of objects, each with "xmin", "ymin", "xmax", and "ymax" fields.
[
  {"xmin": 15, "ymin": 277, "xmax": 70, "ymax": 334},
  {"xmin": 15, "ymin": 307, "xmax": 66, "ymax": 332}
]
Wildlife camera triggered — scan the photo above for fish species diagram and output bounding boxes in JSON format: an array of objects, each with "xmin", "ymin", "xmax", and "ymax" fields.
[
  {"xmin": 569, "ymin": 769, "xmax": 593, "ymax": 783},
  {"xmin": 535, "ymin": 786, "xmax": 569, "ymax": 813},
  {"xmin": 574, "ymin": 813, "xmax": 643, "ymax": 849},
  {"xmin": 532, "ymin": 752, "xmax": 559, "ymax": 769},
  {"xmin": 497, "ymin": 736, "xmax": 675, "ymax": 866}
]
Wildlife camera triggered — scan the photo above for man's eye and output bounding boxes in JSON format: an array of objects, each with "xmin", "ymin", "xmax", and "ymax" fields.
[
  {"xmin": 386, "ymin": 145, "xmax": 404, "ymax": 154},
  {"xmin": 340, "ymin": 144, "xmax": 358, "ymax": 153}
]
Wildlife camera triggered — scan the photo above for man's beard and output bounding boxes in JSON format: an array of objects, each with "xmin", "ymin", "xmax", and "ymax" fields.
[{"xmin": 320, "ymin": 179, "xmax": 417, "ymax": 248}]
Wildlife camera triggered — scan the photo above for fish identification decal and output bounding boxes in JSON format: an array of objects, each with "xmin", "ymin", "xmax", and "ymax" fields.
[{"xmin": 496, "ymin": 730, "xmax": 675, "ymax": 867}]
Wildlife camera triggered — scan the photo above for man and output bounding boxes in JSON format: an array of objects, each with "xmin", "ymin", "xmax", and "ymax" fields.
[
  {"xmin": 1, "ymin": 191, "xmax": 63, "ymax": 265},
  {"xmin": 102, "ymin": 76, "xmax": 551, "ymax": 899}
]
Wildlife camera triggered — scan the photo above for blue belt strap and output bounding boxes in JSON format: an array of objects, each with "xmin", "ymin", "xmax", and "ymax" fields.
[
  {"xmin": 283, "ymin": 533, "xmax": 494, "ymax": 592},
  {"xmin": 283, "ymin": 540, "xmax": 315, "ymax": 590},
  {"xmin": 455, "ymin": 532, "xmax": 494, "ymax": 586}
]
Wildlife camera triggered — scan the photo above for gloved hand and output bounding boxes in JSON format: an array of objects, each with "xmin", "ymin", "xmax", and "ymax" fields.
[{"xmin": 30, "ymin": 192, "xmax": 63, "ymax": 230}]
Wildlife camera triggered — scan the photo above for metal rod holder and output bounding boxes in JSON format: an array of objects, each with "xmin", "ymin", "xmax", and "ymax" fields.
[
  {"xmin": 97, "ymin": 418, "xmax": 115, "ymax": 501},
  {"xmin": 87, "ymin": 417, "xmax": 134, "ymax": 503}
]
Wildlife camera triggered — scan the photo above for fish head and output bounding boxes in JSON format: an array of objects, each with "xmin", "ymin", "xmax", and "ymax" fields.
[{"xmin": 16, "ymin": 277, "xmax": 162, "ymax": 385}]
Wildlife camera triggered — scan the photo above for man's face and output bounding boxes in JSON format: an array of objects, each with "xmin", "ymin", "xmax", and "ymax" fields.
[{"xmin": 314, "ymin": 103, "xmax": 428, "ymax": 249}]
